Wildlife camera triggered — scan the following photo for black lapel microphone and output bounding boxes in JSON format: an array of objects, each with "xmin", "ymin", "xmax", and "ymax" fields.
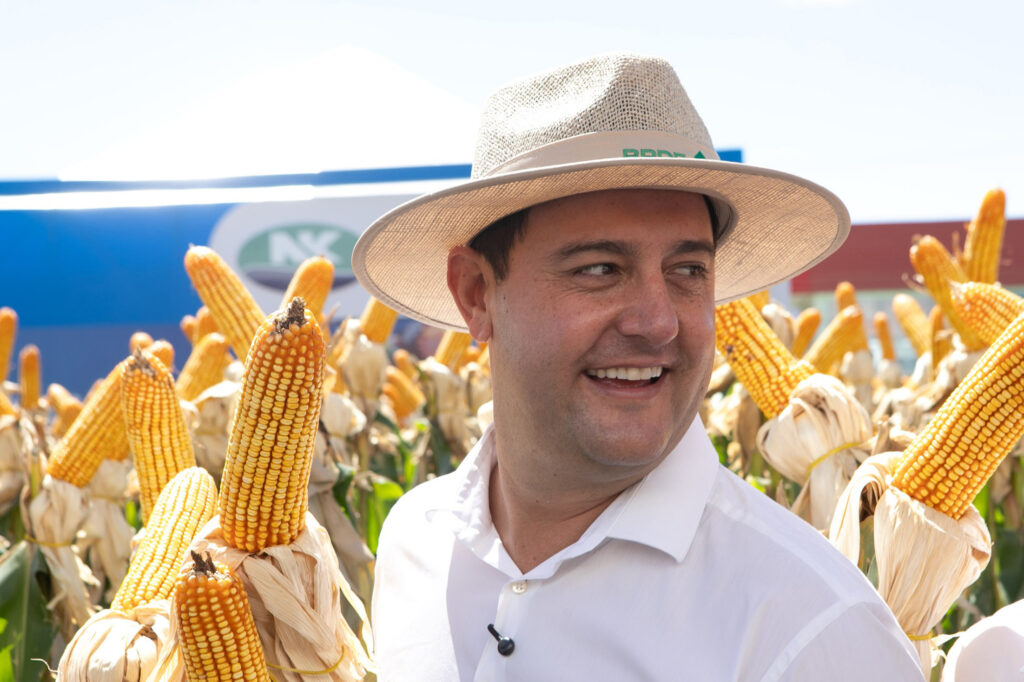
[{"xmin": 487, "ymin": 624, "xmax": 515, "ymax": 656}]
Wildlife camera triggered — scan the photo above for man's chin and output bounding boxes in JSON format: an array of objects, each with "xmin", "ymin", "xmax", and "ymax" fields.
[{"xmin": 578, "ymin": 431, "xmax": 680, "ymax": 471}]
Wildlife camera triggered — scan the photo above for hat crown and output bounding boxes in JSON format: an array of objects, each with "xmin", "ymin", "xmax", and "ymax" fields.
[{"xmin": 471, "ymin": 52, "xmax": 716, "ymax": 179}]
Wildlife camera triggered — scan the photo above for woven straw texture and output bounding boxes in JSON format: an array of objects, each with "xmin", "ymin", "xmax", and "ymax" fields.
[
  {"xmin": 473, "ymin": 54, "xmax": 715, "ymax": 177},
  {"xmin": 353, "ymin": 52, "xmax": 849, "ymax": 331}
]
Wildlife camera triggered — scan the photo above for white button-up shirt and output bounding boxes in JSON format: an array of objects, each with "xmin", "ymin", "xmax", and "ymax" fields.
[{"xmin": 372, "ymin": 418, "xmax": 923, "ymax": 681}]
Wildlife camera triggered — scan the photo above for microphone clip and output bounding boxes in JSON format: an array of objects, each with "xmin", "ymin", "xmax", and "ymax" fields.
[{"xmin": 487, "ymin": 623, "xmax": 515, "ymax": 656}]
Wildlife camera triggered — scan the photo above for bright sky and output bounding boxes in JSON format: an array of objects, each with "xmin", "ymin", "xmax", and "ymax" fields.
[{"xmin": 2, "ymin": 0, "xmax": 1021, "ymax": 224}]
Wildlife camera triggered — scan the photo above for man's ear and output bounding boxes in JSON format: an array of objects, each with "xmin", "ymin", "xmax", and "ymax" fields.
[{"xmin": 447, "ymin": 245, "xmax": 494, "ymax": 342}]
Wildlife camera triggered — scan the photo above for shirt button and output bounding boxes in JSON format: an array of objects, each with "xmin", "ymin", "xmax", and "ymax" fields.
[{"xmin": 511, "ymin": 580, "xmax": 528, "ymax": 594}]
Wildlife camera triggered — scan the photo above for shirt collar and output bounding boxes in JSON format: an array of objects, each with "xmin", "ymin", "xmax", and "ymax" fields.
[
  {"xmin": 425, "ymin": 416, "xmax": 719, "ymax": 571},
  {"xmin": 601, "ymin": 416, "xmax": 719, "ymax": 562}
]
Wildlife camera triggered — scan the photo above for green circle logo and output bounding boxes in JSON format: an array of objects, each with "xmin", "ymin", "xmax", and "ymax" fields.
[{"xmin": 237, "ymin": 223, "xmax": 358, "ymax": 290}]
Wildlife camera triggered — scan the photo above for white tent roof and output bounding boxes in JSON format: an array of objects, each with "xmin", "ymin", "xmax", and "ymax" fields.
[{"xmin": 60, "ymin": 45, "xmax": 480, "ymax": 181}]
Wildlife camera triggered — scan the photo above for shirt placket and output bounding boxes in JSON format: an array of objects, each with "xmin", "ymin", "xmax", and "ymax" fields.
[{"xmin": 473, "ymin": 578, "xmax": 534, "ymax": 682}]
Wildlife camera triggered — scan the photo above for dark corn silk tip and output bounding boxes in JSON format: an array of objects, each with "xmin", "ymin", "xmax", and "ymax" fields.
[
  {"xmin": 275, "ymin": 297, "xmax": 308, "ymax": 333},
  {"xmin": 128, "ymin": 347, "xmax": 159, "ymax": 376},
  {"xmin": 191, "ymin": 550, "xmax": 219, "ymax": 576}
]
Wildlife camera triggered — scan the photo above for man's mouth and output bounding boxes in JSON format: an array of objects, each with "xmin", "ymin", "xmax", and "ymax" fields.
[{"xmin": 584, "ymin": 366, "xmax": 664, "ymax": 386}]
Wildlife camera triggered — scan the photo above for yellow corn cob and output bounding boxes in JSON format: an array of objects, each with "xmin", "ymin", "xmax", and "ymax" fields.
[
  {"xmin": 18, "ymin": 344, "xmax": 41, "ymax": 410},
  {"xmin": 175, "ymin": 332, "xmax": 232, "ymax": 402},
  {"xmin": 0, "ymin": 307, "xmax": 16, "ymax": 384},
  {"xmin": 393, "ymin": 348, "xmax": 419, "ymax": 379},
  {"xmin": 194, "ymin": 305, "xmax": 219, "ymax": 341},
  {"xmin": 792, "ymin": 308, "xmax": 821, "ymax": 357},
  {"xmin": 148, "ymin": 339, "xmax": 175, "ymax": 373},
  {"xmin": 383, "ymin": 365, "xmax": 426, "ymax": 420},
  {"xmin": 747, "ymin": 290, "xmax": 771, "ymax": 310},
  {"xmin": 359, "ymin": 297, "xmax": 399, "ymax": 344},
  {"xmin": 962, "ymin": 188, "xmax": 1006, "ymax": 284},
  {"xmin": 184, "ymin": 245, "xmax": 266, "ymax": 360},
  {"xmin": 714, "ymin": 297, "xmax": 816, "ymax": 419},
  {"xmin": 892, "ymin": 309, "xmax": 1024, "ymax": 519},
  {"xmin": 47, "ymin": 383, "xmax": 83, "ymax": 437},
  {"xmin": 219, "ymin": 298, "xmax": 325, "ymax": 553},
  {"xmin": 910, "ymin": 235, "xmax": 986, "ymax": 351},
  {"xmin": 462, "ymin": 345, "xmax": 482, "ymax": 367},
  {"xmin": 835, "ymin": 281, "xmax": 857, "ymax": 311},
  {"xmin": 434, "ymin": 331, "xmax": 473, "ymax": 370},
  {"xmin": 47, "ymin": 360, "xmax": 131, "ymax": 486},
  {"xmin": 174, "ymin": 552, "xmax": 272, "ymax": 682},
  {"xmin": 929, "ymin": 305, "xmax": 952, "ymax": 372},
  {"xmin": 122, "ymin": 349, "xmax": 197, "ymax": 522},
  {"xmin": 873, "ymin": 312, "xmax": 896, "ymax": 361},
  {"xmin": 892, "ymin": 293, "xmax": 931, "ymax": 357},
  {"xmin": 803, "ymin": 305, "xmax": 869, "ymax": 374},
  {"xmin": 129, "ymin": 331, "xmax": 153, "ymax": 352},
  {"xmin": 180, "ymin": 314, "xmax": 198, "ymax": 346},
  {"xmin": 111, "ymin": 467, "xmax": 217, "ymax": 612},
  {"xmin": 282, "ymin": 255, "xmax": 334, "ymax": 321},
  {"xmin": 950, "ymin": 281, "xmax": 1024, "ymax": 347},
  {"xmin": 0, "ymin": 389, "xmax": 15, "ymax": 417}
]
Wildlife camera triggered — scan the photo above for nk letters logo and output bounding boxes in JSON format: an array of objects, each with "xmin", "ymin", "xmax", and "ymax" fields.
[{"xmin": 237, "ymin": 223, "xmax": 357, "ymax": 290}]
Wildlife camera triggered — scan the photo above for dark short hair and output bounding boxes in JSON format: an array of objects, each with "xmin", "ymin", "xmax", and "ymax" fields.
[
  {"xmin": 467, "ymin": 194, "xmax": 721, "ymax": 282},
  {"xmin": 467, "ymin": 208, "xmax": 530, "ymax": 281}
]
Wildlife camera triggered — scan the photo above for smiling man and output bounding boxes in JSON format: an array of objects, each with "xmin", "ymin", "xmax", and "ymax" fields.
[{"xmin": 354, "ymin": 53, "xmax": 923, "ymax": 681}]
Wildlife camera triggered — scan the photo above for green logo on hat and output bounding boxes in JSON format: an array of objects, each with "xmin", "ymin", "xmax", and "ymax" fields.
[
  {"xmin": 238, "ymin": 223, "xmax": 358, "ymax": 290},
  {"xmin": 622, "ymin": 148, "xmax": 706, "ymax": 159}
]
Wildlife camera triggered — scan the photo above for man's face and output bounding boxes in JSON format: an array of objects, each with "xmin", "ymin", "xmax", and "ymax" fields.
[{"xmin": 485, "ymin": 188, "xmax": 716, "ymax": 478}]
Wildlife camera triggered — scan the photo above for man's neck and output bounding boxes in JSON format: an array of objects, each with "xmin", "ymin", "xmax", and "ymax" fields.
[{"xmin": 487, "ymin": 456, "xmax": 641, "ymax": 574}]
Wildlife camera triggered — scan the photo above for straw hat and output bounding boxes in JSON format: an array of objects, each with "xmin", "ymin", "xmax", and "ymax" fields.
[{"xmin": 353, "ymin": 52, "xmax": 849, "ymax": 331}]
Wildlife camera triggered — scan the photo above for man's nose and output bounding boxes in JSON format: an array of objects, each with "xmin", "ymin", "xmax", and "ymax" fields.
[{"xmin": 615, "ymin": 275, "xmax": 680, "ymax": 345}]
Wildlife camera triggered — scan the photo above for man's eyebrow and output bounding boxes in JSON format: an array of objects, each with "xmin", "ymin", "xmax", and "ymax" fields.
[
  {"xmin": 667, "ymin": 239, "xmax": 716, "ymax": 257},
  {"xmin": 550, "ymin": 240, "xmax": 635, "ymax": 261},
  {"xmin": 549, "ymin": 238, "xmax": 715, "ymax": 263}
]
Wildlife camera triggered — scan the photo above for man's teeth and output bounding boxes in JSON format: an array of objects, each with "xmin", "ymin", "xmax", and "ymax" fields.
[{"xmin": 586, "ymin": 367, "xmax": 663, "ymax": 381}]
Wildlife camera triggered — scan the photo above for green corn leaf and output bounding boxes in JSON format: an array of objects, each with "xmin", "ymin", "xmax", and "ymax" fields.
[{"xmin": 0, "ymin": 541, "xmax": 58, "ymax": 682}]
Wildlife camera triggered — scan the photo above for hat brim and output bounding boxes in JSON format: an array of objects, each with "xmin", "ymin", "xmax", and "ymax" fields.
[{"xmin": 353, "ymin": 157, "xmax": 850, "ymax": 331}]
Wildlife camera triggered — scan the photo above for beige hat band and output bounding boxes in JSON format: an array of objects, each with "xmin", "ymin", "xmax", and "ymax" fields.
[{"xmin": 486, "ymin": 130, "xmax": 719, "ymax": 177}]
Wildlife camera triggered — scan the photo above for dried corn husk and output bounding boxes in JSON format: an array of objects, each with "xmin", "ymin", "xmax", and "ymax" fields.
[
  {"xmin": 872, "ymin": 358, "xmax": 903, "ymax": 409},
  {"xmin": 839, "ymin": 348, "xmax": 875, "ymax": 410},
  {"xmin": 186, "ymin": 379, "xmax": 240, "ymax": 483},
  {"xmin": 460, "ymin": 361, "xmax": 492, "ymax": 418},
  {"xmin": 880, "ymin": 488, "xmax": 989, "ymax": 674},
  {"xmin": 876, "ymin": 358, "xmax": 902, "ymax": 391},
  {"xmin": 761, "ymin": 302, "xmax": 796, "ymax": 349},
  {"xmin": 419, "ymin": 357, "xmax": 473, "ymax": 457},
  {"xmin": 55, "ymin": 600, "xmax": 173, "ymax": 682},
  {"xmin": 830, "ymin": 454, "xmax": 992, "ymax": 676},
  {"xmin": 339, "ymin": 321, "xmax": 388, "ymax": 418},
  {"xmin": 320, "ymin": 391, "xmax": 366, "ymax": 445},
  {"xmin": 829, "ymin": 450, "xmax": 903, "ymax": 563},
  {"xmin": 906, "ymin": 352, "xmax": 933, "ymax": 390},
  {"xmin": 756, "ymin": 373, "xmax": 873, "ymax": 530},
  {"xmin": 157, "ymin": 512, "xmax": 373, "ymax": 681},
  {"xmin": 931, "ymin": 343, "xmax": 985, "ymax": 401},
  {"xmin": 77, "ymin": 458, "xmax": 134, "ymax": 603},
  {"xmin": 23, "ymin": 474, "xmax": 100, "ymax": 638},
  {"xmin": 0, "ymin": 414, "xmax": 27, "ymax": 515},
  {"xmin": 706, "ymin": 352, "xmax": 735, "ymax": 396},
  {"xmin": 705, "ymin": 383, "xmax": 761, "ymax": 473},
  {"xmin": 308, "ymin": 448, "xmax": 375, "ymax": 615}
]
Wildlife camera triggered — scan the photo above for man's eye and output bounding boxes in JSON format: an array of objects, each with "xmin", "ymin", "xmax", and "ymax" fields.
[
  {"xmin": 674, "ymin": 264, "xmax": 708, "ymax": 277},
  {"xmin": 577, "ymin": 263, "xmax": 615, "ymax": 276}
]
